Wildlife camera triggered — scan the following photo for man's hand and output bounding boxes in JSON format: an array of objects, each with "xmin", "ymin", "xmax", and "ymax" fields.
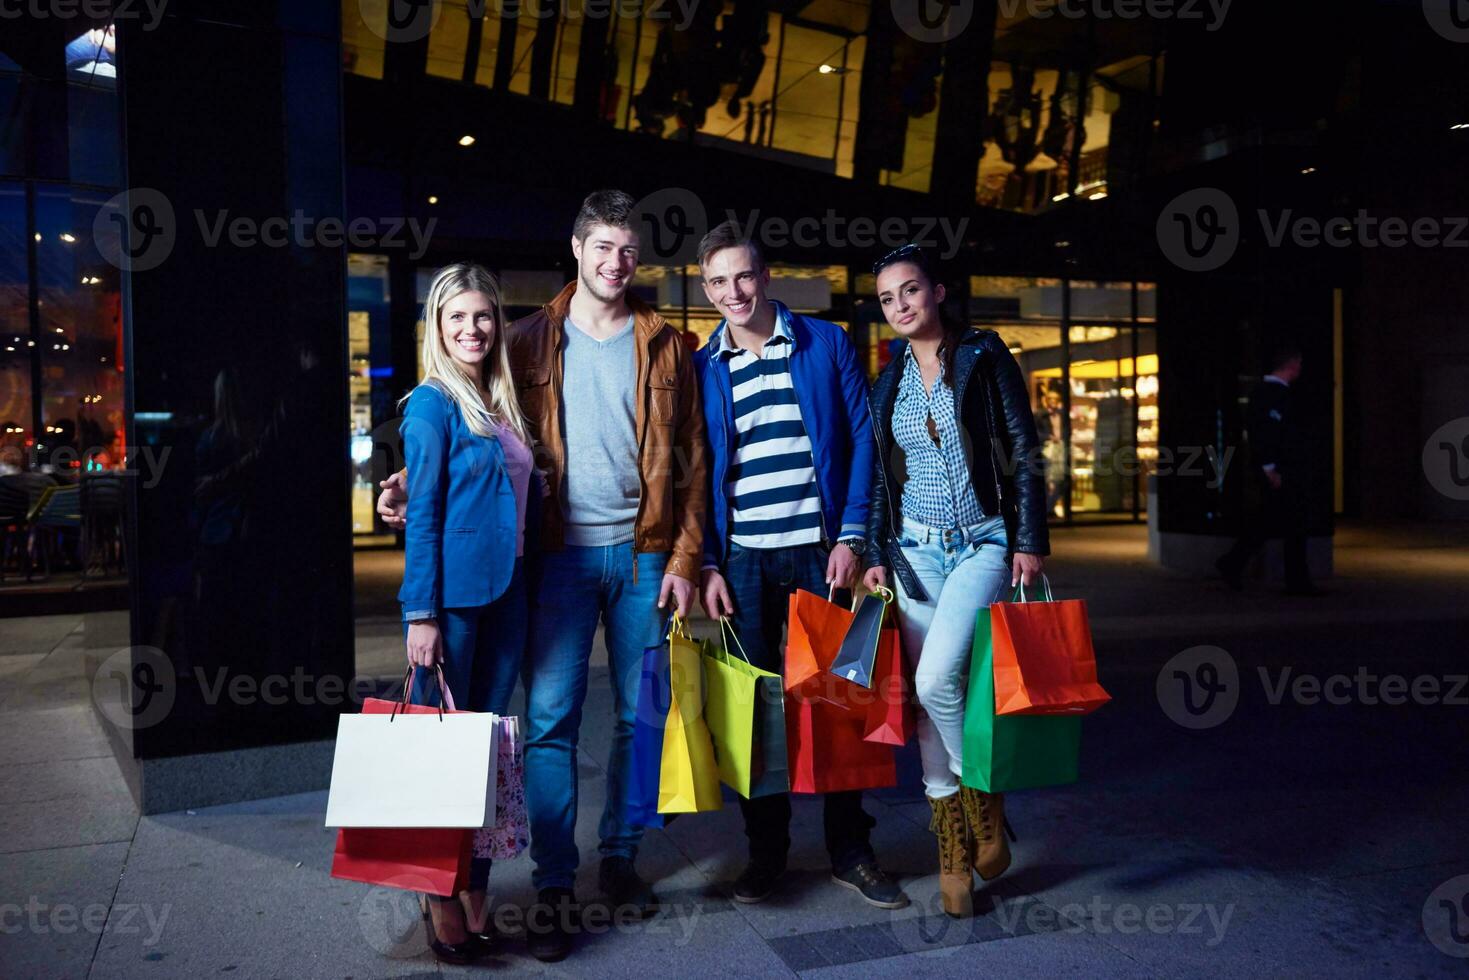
[
  {"xmin": 700, "ymin": 569, "xmax": 735, "ymax": 619},
  {"xmin": 377, "ymin": 472, "xmax": 408, "ymax": 529},
  {"xmin": 825, "ymin": 543, "xmax": 860, "ymax": 591},
  {"xmin": 405, "ymin": 620, "xmax": 442, "ymax": 667},
  {"xmin": 862, "ymin": 565, "xmax": 888, "ymax": 594},
  {"xmin": 659, "ymin": 574, "xmax": 695, "ymax": 618},
  {"xmin": 1011, "ymin": 552, "xmax": 1045, "ymax": 589}
]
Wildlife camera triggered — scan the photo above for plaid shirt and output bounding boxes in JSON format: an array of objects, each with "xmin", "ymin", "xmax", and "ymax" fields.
[{"xmin": 892, "ymin": 346, "xmax": 985, "ymax": 529}]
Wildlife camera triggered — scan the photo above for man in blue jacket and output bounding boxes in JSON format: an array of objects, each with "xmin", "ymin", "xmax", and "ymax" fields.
[{"xmin": 695, "ymin": 221, "xmax": 906, "ymax": 909}]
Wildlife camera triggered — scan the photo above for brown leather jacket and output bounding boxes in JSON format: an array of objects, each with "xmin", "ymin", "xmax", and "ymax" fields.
[{"xmin": 508, "ymin": 281, "xmax": 707, "ymax": 583}]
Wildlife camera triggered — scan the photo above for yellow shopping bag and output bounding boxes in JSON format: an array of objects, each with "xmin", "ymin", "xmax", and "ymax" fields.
[{"xmin": 656, "ymin": 618, "xmax": 723, "ymax": 814}]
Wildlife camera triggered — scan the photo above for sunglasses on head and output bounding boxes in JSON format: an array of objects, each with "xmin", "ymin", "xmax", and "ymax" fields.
[{"xmin": 872, "ymin": 242, "xmax": 925, "ymax": 275}]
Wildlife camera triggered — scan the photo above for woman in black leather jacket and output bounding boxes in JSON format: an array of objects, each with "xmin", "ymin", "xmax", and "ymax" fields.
[{"xmin": 860, "ymin": 245, "xmax": 1049, "ymax": 918}]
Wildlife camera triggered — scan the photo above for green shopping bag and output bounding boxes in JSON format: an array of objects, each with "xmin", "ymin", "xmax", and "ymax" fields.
[
  {"xmin": 962, "ymin": 607, "xmax": 1080, "ymax": 792},
  {"xmin": 703, "ymin": 619, "xmax": 789, "ymax": 799}
]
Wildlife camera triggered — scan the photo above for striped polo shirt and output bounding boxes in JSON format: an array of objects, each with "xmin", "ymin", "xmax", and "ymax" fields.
[{"xmin": 716, "ymin": 311, "xmax": 824, "ymax": 549}]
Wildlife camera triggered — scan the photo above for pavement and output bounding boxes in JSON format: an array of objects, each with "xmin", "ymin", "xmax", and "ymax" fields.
[{"xmin": 3, "ymin": 521, "xmax": 1468, "ymax": 978}]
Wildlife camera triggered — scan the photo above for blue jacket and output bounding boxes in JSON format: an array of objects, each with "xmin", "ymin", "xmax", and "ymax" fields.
[
  {"xmin": 695, "ymin": 301, "xmax": 874, "ymax": 569},
  {"xmin": 398, "ymin": 383, "xmax": 521, "ymax": 619}
]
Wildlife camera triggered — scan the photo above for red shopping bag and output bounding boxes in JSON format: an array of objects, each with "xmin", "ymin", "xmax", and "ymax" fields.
[
  {"xmin": 991, "ymin": 580, "xmax": 1111, "ymax": 716},
  {"xmin": 329, "ymin": 668, "xmax": 474, "ymax": 895},
  {"xmin": 861, "ymin": 622, "xmax": 914, "ymax": 746},
  {"xmin": 784, "ymin": 591, "xmax": 899, "ymax": 791},
  {"xmin": 786, "ymin": 692, "xmax": 898, "ymax": 793}
]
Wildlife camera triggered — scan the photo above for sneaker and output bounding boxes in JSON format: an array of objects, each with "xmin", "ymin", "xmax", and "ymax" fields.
[
  {"xmin": 731, "ymin": 859, "xmax": 786, "ymax": 904},
  {"xmin": 525, "ymin": 887, "xmax": 577, "ymax": 963},
  {"xmin": 831, "ymin": 861, "xmax": 909, "ymax": 909},
  {"xmin": 598, "ymin": 856, "xmax": 659, "ymax": 918}
]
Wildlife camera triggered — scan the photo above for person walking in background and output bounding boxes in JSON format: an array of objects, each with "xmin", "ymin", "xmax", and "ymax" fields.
[
  {"xmin": 694, "ymin": 221, "xmax": 906, "ymax": 910},
  {"xmin": 380, "ymin": 191, "xmax": 707, "ymax": 962},
  {"xmin": 396, "ymin": 263, "xmax": 537, "ymax": 965},
  {"xmin": 861, "ymin": 245, "xmax": 1049, "ymax": 919},
  {"xmin": 1216, "ymin": 344, "xmax": 1321, "ymax": 595}
]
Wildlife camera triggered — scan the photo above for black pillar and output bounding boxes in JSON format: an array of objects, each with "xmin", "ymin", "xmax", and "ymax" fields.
[{"xmin": 104, "ymin": 4, "xmax": 352, "ymax": 813}]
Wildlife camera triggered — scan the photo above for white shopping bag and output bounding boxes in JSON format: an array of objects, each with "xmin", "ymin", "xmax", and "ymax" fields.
[{"xmin": 324, "ymin": 709, "xmax": 499, "ymax": 828}]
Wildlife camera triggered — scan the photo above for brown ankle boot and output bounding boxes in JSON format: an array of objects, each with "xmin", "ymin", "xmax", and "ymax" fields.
[
  {"xmin": 926, "ymin": 794, "xmax": 974, "ymax": 917},
  {"xmin": 960, "ymin": 786, "xmax": 1011, "ymax": 881}
]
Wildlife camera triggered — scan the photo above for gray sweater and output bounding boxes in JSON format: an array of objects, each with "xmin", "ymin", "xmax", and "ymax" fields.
[{"xmin": 560, "ymin": 316, "xmax": 639, "ymax": 546}]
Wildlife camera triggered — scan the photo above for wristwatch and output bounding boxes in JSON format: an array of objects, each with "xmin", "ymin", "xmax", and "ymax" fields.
[{"xmin": 839, "ymin": 536, "xmax": 867, "ymax": 558}]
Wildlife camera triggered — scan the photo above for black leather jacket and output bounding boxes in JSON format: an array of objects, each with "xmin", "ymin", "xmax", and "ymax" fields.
[{"xmin": 866, "ymin": 329, "xmax": 1050, "ymax": 602}]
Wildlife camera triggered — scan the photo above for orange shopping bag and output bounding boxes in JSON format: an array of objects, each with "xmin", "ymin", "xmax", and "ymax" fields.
[
  {"xmin": 991, "ymin": 577, "xmax": 1111, "ymax": 716},
  {"xmin": 861, "ymin": 621, "xmax": 914, "ymax": 746}
]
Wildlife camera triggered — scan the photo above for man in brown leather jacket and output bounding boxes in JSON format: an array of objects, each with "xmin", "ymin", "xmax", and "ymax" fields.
[{"xmin": 379, "ymin": 190, "xmax": 706, "ymax": 961}]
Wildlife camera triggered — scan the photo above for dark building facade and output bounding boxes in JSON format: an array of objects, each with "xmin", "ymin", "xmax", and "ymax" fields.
[{"xmin": 3, "ymin": 1, "xmax": 1466, "ymax": 809}]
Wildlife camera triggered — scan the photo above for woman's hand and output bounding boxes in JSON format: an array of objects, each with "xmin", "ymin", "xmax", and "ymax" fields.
[
  {"xmin": 1011, "ymin": 553, "xmax": 1045, "ymax": 588},
  {"xmin": 406, "ymin": 620, "xmax": 442, "ymax": 667},
  {"xmin": 862, "ymin": 565, "xmax": 889, "ymax": 593}
]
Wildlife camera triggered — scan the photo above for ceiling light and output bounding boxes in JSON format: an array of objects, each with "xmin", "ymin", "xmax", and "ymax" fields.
[
  {"xmin": 1088, "ymin": 191, "xmax": 1108, "ymax": 200},
  {"xmin": 458, "ymin": 135, "xmax": 476, "ymax": 146},
  {"xmin": 60, "ymin": 232, "xmax": 76, "ymax": 243},
  {"xmin": 1300, "ymin": 166, "xmax": 1317, "ymax": 174},
  {"xmin": 428, "ymin": 195, "xmax": 439, "ymax": 205}
]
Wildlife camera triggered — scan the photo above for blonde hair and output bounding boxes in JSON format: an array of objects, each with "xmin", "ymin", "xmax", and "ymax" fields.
[{"xmin": 403, "ymin": 263, "xmax": 527, "ymax": 442}]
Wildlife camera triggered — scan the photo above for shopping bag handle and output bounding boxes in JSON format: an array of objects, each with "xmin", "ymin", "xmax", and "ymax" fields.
[
  {"xmin": 718, "ymin": 616, "xmax": 753, "ymax": 664},
  {"xmin": 668, "ymin": 612, "xmax": 693, "ymax": 641},
  {"xmin": 1011, "ymin": 574, "xmax": 1055, "ymax": 603},
  {"xmin": 390, "ymin": 664, "xmax": 455, "ymax": 721}
]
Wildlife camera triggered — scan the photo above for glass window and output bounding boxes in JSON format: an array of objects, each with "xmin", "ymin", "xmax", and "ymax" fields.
[
  {"xmin": 0, "ymin": 182, "xmax": 29, "ymax": 473},
  {"xmin": 34, "ymin": 187, "xmax": 125, "ymax": 476},
  {"xmin": 426, "ymin": 3, "xmax": 472, "ymax": 80},
  {"xmin": 344, "ymin": 0, "xmax": 388, "ymax": 79}
]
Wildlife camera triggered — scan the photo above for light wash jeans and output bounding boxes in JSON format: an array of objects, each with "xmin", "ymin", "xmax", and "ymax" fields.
[{"xmin": 892, "ymin": 516, "xmax": 1010, "ymax": 799}]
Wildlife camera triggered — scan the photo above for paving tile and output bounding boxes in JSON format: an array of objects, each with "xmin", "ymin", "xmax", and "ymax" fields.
[{"xmin": 0, "ymin": 841, "xmax": 130, "ymax": 980}]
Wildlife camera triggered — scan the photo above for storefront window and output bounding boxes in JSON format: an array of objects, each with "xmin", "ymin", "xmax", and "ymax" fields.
[{"xmin": 981, "ymin": 278, "xmax": 1158, "ymax": 523}]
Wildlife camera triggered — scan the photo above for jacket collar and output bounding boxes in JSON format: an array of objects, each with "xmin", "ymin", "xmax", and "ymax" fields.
[{"xmin": 543, "ymin": 279, "xmax": 666, "ymax": 345}]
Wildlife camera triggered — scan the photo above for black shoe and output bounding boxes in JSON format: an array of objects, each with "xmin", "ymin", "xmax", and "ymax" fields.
[
  {"xmin": 732, "ymin": 859, "xmax": 786, "ymax": 904},
  {"xmin": 1214, "ymin": 556, "xmax": 1243, "ymax": 591},
  {"xmin": 419, "ymin": 896, "xmax": 480, "ymax": 966},
  {"xmin": 525, "ymin": 887, "xmax": 577, "ymax": 963},
  {"xmin": 832, "ymin": 861, "xmax": 909, "ymax": 909},
  {"xmin": 598, "ymin": 856, "xmax": 659, "ymax": 918}
]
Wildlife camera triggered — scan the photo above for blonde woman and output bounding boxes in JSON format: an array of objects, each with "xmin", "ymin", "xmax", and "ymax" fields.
[{"xmin": 397, "ymin": 263, "xmax": 537, "ymax": 964}]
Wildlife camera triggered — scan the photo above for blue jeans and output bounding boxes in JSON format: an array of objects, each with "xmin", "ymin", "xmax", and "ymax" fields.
[
  {"xmin": 523, "ymin": 545, "xmax": 669, "ymax": 891},
  {"xmin": 722, "ymin": 541, "xmax": 876, "ymax": 872},
  {"xmin": 403, "ymin": 559, "xmax": 527, "ymax": 890},
  {"xmin": 891, "ymin": 517, "xmax": 1010, "ymax": 799}
]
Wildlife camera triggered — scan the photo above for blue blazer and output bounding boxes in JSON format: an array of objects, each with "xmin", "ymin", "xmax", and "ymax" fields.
[
  {"xmin": 694, "ymin": 301, "xmax": 874, "ymax": 569},
  {"xmin": 398, "ymin": 383, "xmax": 521, "ymax": 620}
]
